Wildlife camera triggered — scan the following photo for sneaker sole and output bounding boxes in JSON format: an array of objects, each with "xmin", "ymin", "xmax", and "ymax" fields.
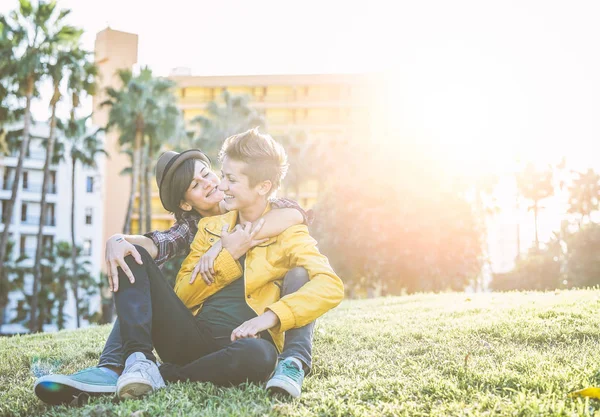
[
  {"xmin": 117, "ymin": 379, "xmax": 154, "ymax": 399},
  {"xmin": 266, "ymin": 378, "xmax": 301, "ymax": 398},
  {"xmin": 34, "ymin": 375, "xmax": 115, "ymax": 405}
]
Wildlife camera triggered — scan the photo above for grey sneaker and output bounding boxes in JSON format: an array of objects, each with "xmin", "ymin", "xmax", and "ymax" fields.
[
  {"xmin": 266, "ymin": 357, "xmax": 305, "ymax": 398},
  {"xmin": 116, "ymin": 352, "xmax": 165, "ymax": 399},
  {"xmin": 34, "ymin": 367, "xmax": 118, "ymax": 405}
]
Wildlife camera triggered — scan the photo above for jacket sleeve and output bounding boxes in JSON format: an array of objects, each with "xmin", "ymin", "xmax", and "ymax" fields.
[
  {"xmin": 174, "ymin": 219, "xmax": 243, "ymax": 310},
  {"xmin": 266, "ymin": 225, "xmax": 344, "ymax": 332}
]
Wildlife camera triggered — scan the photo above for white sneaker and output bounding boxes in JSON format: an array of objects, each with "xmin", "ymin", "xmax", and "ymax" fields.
[{"xmin": 116, "ymin": 352, "xmax": 165, "ymax": 399}]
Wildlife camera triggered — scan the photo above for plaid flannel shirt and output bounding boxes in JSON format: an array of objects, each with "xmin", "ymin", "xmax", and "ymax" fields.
[{"xmin": 145, "ymin": 198, "xmax": 313, "ymax": 266}]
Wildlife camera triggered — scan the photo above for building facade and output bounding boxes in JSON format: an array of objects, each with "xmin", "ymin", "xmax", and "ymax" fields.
[
  {"xmin": 93, "ymin": 28, "xmax": 373, "ymax": 236},
  {"xmin": 92, "ymin": 28, "xmax": 139, "ymax": 257},
  {"xmin": 0, "ymin": 123, "xmax": 105, "ymax": 333}
]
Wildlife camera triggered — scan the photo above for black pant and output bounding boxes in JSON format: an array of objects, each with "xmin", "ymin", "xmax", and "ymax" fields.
[{"xmin": 114, "ymin": 245, "xmax": 277, "ymax": 385}]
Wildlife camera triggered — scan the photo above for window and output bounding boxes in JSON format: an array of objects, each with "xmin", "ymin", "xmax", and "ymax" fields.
[
  {"xmin": 48, "ymin": 171, "xmax": 57, "ymax": 194},
  {"xmin": 42, "ymin": 235, "xmax": 54, "ymax": 251},
  {"xmin": 46, "ymin": 203, "xmax": 55, "ymax": 226},
  {"xmin": 85, "ymin": 208, "xmax": 92, "ymax": 225},
  {"xmin": 83, "ymin": 239, "xmax": 92, "ymax": 256},
  {"xmin": 19, "ymin": 235, "xmax": 26, "ymax": 257},
  {"xmin": 22, "ymin": 171, "xmax": 28, "ymax": 190},
  {"xmin": 86, "ymin": 176, "xmax": 94, "ymax": 193},
  {"xmin": 1, "ymin": 200, "xmax": 8, "ymax": 223},
  {"xmin": 21, "ymin": 203, "xmax": 27, "ymax": 222}
]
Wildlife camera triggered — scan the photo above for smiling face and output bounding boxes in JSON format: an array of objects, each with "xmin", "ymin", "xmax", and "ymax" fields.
[
  {"xmin": 179, "ymin": 160, "xmax": 224, "ymax": 216},
  {"xmin": 218, "ymin": 156, "xmax": 270, "ymax": 212}
]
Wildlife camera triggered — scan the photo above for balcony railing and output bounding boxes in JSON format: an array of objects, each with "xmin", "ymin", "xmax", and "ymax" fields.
[
  {"xmin": 21, "ymin": 216, "xmax": 40, "ymax": 226},
  {"xmin": 22, "ymin": 183, "xmax": 57, "ymax": 194},
  {"xmin": 27, "ymin": 151, "xmax": 46, "ymax": 161},
  {"xmin": 10, "ymin": 149, "xmax": 46, "ymax": 161},
  {"xmin": 1, "ymin": 181, "xmax": 56, "ymax": 194},
  {"xmin": 21, "ymin": 249, "xmax": 37, "ymax": 259},
  {"xmin": 21, "ymin": 216, "xmax": 56, "ymax": 226}
]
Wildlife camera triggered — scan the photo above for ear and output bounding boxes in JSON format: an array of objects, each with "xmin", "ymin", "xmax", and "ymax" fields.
[
  {"xmin": 256, "ymin": 180, "xmax": 273, "ymax": 197},
  {"xmin": 179, "ymin": 200, "xmax": 192, "ymax": 212}
]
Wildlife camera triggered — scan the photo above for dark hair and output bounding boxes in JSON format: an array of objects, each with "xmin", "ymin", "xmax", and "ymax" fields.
[{"xmin": 168, "ymin": 158, "xmax": 200, "ymax": 221}]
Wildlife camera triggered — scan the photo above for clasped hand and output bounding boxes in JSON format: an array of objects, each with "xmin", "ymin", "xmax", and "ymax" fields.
[{"xmin": 189, "ymin": 219, "xmax": 267, "ymax": 285}]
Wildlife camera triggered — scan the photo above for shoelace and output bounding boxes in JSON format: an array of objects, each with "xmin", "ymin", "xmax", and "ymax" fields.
[
  {"xmin": 126, "ymin": 360, "xmax": 151, "ymax": 375},
  {"xmin": 125, "ymin": 360, "xmax": 163, "ymax": 386},
  {"xmin": 281, "ymin": 361, "xmax": 302, "ymax": 381}
]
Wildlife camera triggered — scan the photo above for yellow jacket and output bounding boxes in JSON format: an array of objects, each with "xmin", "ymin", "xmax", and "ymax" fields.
[{"xmin": 174, "ymin": 206, "xmax": 344, "ymax": 353}]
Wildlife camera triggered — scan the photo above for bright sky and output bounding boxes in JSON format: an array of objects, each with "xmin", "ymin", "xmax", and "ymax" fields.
[
  {"xmin": 0, "ymin": 0, "xmax": 598, "ymax": 169},
  {"xmin": 1, "ymin": 0, "xmax": 600, "ymax": 266}
]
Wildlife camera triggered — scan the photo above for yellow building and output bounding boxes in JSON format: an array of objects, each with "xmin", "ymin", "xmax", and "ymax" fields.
[{"xmin": 94, "ymin": 28, "xmax": 372, "ymax": 237}]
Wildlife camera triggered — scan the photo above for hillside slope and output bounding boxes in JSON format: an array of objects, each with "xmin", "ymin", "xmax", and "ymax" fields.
[{"xmin": 2, "ymin": 290, "xmax": 600, "ymax": 416}]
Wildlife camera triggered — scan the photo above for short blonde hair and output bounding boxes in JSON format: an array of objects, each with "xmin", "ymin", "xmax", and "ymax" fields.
[{"xmin": 219, "ymin": 128, "xmax": 288, "ymax": 196}]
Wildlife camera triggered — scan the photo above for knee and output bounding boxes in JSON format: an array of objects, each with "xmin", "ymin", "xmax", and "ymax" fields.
[
  {"xmin": 133, "ymin": 245, "xmax": 151, "ymax": 262},
  {"xmin": 282, "ymin": 267, "xmax": 309, "ymax": 295},
  {"xmin": 117, "ymin": 245, "xmax": 151, "ymax": 284},
  {"xmin": 121, "ymin": 245, "xmax": 150, "ymax": 269},
  {"xmin": 233, "ymin": 338, "xmax": 277, "ymax": 382}
]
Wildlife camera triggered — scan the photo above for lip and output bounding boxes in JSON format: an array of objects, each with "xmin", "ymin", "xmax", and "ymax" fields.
[{"xmin": 206, "ymin": 186, "xmax": 218, "ymax": 198}]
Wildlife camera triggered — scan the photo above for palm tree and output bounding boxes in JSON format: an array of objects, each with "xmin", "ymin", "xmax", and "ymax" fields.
[
  {"xmin": 0, "ymin": 18, "xmax": 23, "ymax": 156},
  {"xmin": 0, "ymin": 240, "xmax": 27, "ymax": 334},
  {"xmin": 190, "ymin": 90, "xmax": 265, "ymax": 162},
  {"xmin": 61, "ymin": 116, "xmax": 106, "ymax": 327},
  {"xmin": 103, "ymin": 67, "xmax": 182, "ymax": 234},
  {"xmin": 0, "ymin": 1, "xmax": 81, "ymax": 323},
  {"xmin": 142, "ymin": 93, "xmax": 184, "ymax": 232},
  {"xmin": 279, "ymin": 130, "xmax": 317, "ymax": 199},
  {"xmin": 516, "ymin": 162, "xmax": 554, "ymax": 250},
  {"xmin": 30, "ymin": 47, "xmax": 88, "ymax": 331},
  {"xmin": 63, "ymin": 49, "xmax": 98, "ymax": 327},
  {"xmin": 51, "ymin": 240, "xmax": 91, "ymax": 329},
  {"xmin": 103, "ymin": 68, "xmax": 156, "ymax": 233},
  {"xmin": 66, "ymin": 49, "xmax": 97, "ymax": 122},
  {"xmin": 568, "ymin": 168, "xmax": 600, "ymax": 227},
  {"xmin": 48, "ymin": 241, "xmax": 70, "ymax": 330}
]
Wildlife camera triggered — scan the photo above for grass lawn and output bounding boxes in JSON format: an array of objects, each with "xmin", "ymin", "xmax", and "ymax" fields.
[{"xmin": 2, "ymin": 290, "xmax": 600, "ymax": 416}]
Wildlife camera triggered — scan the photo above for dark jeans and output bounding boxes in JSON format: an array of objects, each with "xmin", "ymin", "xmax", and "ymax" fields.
[{"xmin": 98, "ymin": 246, "xmax": 314, "ymax": 385}]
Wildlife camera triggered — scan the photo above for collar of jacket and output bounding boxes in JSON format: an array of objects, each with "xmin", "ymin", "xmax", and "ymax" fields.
[{"xmin": 203, "ymin": 203, "xmax": 277, "ymax": 247}]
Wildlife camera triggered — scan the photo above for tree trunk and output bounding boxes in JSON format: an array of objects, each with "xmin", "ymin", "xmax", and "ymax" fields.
[
  {"xmin": 123, "ymin": 172, "xmax": 134, "ymax": 234},
  {"xmin": 71, "ymin": 159, "xmax": 80, "ymax": 328},
  {"xmin": 515, "ymin": 194, "xmax": 521, "ymax": 261},
  {"xmin": 0, "ymin": 302, "xmax": 4, "ymax": 334},
  {"xmin": 140, "ymin": 142, "xmax": 147, "ymax": 234},
  {"xmin": 123, "ymin": 128, "xmax": 143, "ymax": 234},
  {"xmin": 30, "ymin": 87, "xmax": 60, "ymax": 332},
  {"xmin": 534, "ymin": 203, "xmax": 539, "ymax": 250},
  {"xmin": 144, "ymin": 143, "xmax": 153, "ymax": 233},
  {"xmin": 57, "ymin": 274, "xmax": 66, "ymax": 330},
  {"xmin": 0, "ymin": 78, "xmax": 33, "ymax": 330}
]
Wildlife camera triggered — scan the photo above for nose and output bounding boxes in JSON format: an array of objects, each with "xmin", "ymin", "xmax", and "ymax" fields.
[{"xmin": 217, "ymin": 181, "xmax": 228, "ymax": 191}]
